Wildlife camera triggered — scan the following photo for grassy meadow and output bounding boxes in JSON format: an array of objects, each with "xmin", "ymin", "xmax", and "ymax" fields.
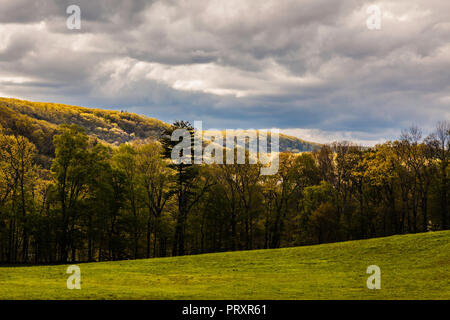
[{"xmin": 0, "ymin": 231, "xmax": 448, "ymax": 300}]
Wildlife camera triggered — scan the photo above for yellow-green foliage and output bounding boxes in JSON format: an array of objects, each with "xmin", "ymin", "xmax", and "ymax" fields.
[
  {"xmin": 0, "ymin": 97, "xmax": 169, "ymax": 146},
  {"xmin": 0, "ymin": 97, "xmax": 321, "ymax": 159}
]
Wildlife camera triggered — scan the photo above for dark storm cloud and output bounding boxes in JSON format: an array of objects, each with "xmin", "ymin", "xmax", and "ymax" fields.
[
  {"xmin": 0, "ymin": 0, "xmax": 449, "ymax": 144},
  {"xmin": 0, "ymin": 0, "xmax": 152, "ymax": 23}
]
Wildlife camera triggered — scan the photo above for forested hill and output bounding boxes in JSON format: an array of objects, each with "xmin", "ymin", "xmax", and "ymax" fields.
[
  {"xmin": 0, "ymin": 97, "xmax": 320, "ymax": 166},
  {"xmin": 0, "ymin": 97, "xmax": 168, "ymax": 148},
  {"xmin": 278, "ymin": 133, "xmax": 321, "ymax": 153}
]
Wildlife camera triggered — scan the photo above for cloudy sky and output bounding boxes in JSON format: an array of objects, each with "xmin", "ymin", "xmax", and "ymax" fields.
[{"xmin": 0, "ymin": 0, "xmax": 449, "ymax": 145}]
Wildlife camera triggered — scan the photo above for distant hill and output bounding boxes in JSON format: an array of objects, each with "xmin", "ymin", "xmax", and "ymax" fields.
[
  {"xmin": 0, "ymin": 97, "xmax": 170, "ymax": 166},
  {"xmin": 0, "ymin": 97, "xmax": 168, "ymax": 144},
  {"xmin": 278, "ymin": 132, "xmax": 321, "ymax": 152},
  {"xmin": 0, "ymin": 97, "xmax": 320, "ymax": 166}
]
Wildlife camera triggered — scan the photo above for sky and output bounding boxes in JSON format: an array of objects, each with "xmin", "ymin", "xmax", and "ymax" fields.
[{"xmin": 0, "ymin": 0, "xmax": 449, "ymax": 145}]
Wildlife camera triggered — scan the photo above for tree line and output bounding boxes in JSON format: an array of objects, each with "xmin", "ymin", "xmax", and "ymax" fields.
[{"xmin": 0, "ymin": 121, "xmax": 448, "ymax": 264}]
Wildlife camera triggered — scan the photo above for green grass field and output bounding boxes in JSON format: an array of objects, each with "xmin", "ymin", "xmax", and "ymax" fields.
[{"xmin": 1, "ymin": 231, "xmax": 449, "ymax": 300}]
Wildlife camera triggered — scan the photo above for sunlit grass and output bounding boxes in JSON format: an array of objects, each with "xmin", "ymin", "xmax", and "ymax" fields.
[{"xmin": 0, "ymin": 231, "xmax": 448, "ymax": 299}]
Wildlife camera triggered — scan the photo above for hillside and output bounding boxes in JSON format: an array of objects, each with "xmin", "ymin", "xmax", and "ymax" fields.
[
  {"xmin": 0, "ymin": 97, "xmax": 320, "ymax": 166},
  {"xmin": 278, "ymin": 132, "xmax": 321, "ymax": 152},
  {"xmin": 1, "ymin": 231, "xmax": 448, "ymax": 300}
]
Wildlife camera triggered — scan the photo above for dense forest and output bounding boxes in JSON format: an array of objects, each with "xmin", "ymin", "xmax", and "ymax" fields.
[{"xmin": 0, "ymin": 98, "xmax": 448, "ymax": 264}]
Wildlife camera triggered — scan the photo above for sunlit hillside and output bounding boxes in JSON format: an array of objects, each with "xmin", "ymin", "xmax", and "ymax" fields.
[{"xmin": 0, "ymin": 97, "xmax": 321, "ymax": 167}]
